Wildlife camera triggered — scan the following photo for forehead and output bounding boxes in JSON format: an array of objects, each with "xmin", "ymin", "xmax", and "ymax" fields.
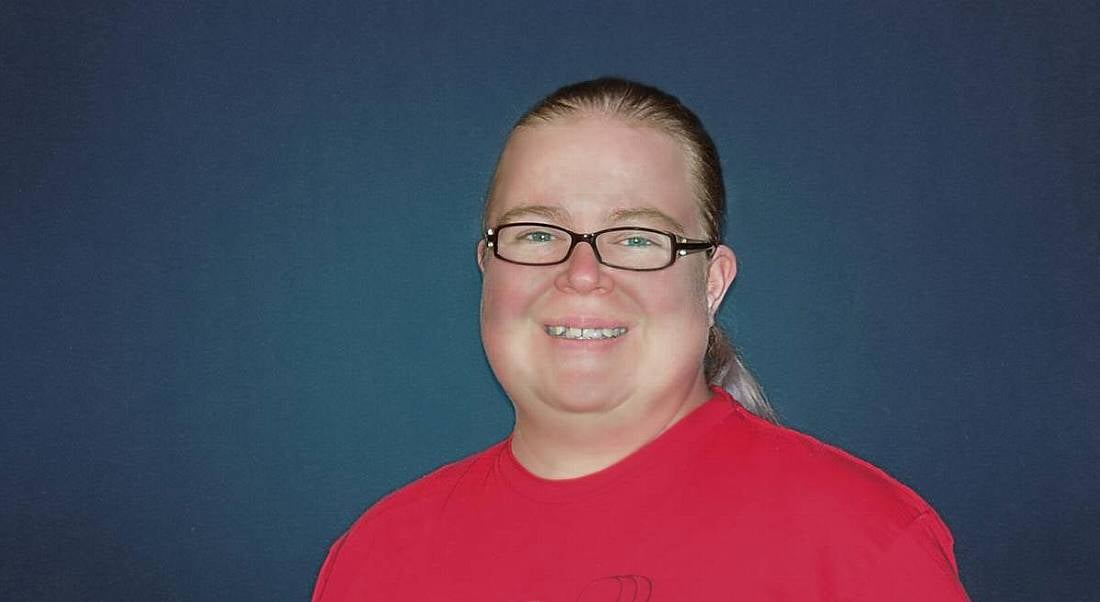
[{"xmin": 488, "ymin": 116, "xmax": 701, "ymax": 232}]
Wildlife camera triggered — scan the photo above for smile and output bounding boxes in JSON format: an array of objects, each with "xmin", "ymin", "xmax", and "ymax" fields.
[{"xmin": 544, "ymin": 325, "xmax": 628, "ymax": 340}]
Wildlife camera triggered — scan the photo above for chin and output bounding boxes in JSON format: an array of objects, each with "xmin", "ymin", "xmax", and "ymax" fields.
[{"xmin": 532, "ymin": 379, "xmax": 630, "ymax": 415}]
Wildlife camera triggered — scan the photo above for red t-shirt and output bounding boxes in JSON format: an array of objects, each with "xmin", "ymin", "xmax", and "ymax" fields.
[{"xmin": 313, "ymin": 389, "xmax": 969, "ymax": 600}]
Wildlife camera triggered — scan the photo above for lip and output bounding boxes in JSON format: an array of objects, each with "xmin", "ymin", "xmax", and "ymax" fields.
[{"xmin": 541, "ymin": 316, "xmax": 630, "ymax": 330}]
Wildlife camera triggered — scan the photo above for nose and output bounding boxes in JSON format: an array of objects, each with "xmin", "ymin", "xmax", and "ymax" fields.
[{"xmin": 555, "ymin": 241, "xmax": 614, "ymax": 294}]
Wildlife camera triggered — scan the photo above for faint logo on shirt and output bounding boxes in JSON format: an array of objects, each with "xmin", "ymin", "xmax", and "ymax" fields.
[{"xmin": 576, "ymin": 575, "xmax": 653, "ymax": 601}]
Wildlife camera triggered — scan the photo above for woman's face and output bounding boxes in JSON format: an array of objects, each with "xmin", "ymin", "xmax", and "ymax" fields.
[{"xmin": 479, "ymin": 115, "xmax": 736, "ymax": 419}]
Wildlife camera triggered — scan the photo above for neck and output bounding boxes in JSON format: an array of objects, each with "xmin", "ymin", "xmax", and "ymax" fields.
[{"xmin": 509, "ymin": 377, "xmax": 713, "ymax": 479}]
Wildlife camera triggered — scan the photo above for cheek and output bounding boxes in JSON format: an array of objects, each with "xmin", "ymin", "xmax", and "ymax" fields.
[
  {"xmin": 634, "ymin": 267, "xmax": 712, "ymax": 362},
  {"xmin": 481, "ymin": 267, "xmax": 536, "ymax": 325},
  {"xmin": 480, "ymin": 265, "xmax": 546, "ymax": 366},
  {"xmin": 642, "ymin": 266, "xmax": 710, "ymax": 322},
  {"xmin": 480, "ymin": 266, "xmax": 548, "ymax": 392}
]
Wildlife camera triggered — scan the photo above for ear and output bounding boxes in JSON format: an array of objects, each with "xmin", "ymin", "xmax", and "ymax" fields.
[
  {"xmin": 476, "ymin": 239, "xmax": 488, "ymax": 273},
  {"xmin": 705, "ymin": 245, "xmax": 737, "ymax": 323}
]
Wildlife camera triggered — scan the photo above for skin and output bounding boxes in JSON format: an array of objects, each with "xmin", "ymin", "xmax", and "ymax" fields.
[{"xmin": 478, "ymin": 114, "xmax": 738, "ymax": 479}]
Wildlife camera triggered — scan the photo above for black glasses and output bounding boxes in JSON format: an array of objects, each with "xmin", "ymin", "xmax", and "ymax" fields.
[{"xmin": 485, "ymin": 222, "xmax": 716, "ymax": 271}]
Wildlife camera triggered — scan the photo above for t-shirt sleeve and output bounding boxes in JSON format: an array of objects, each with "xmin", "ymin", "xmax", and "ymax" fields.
[
  {"xmin": 855, "ymin": 511, "xmax": 971, "ymax": 601},
  {"xmin": 311, "ymin": 534, "xmax": 348, "ymax": 602}
]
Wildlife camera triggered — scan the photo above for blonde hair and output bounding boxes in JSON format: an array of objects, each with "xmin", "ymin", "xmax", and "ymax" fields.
[{"xmin": 487, "ymin": 77, "xmax": 778, "ymax": 423}]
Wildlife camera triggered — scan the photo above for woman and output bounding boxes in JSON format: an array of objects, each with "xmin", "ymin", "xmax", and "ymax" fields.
[{"xmin": 313, "ymin": 78, "xmax": 969, "ymax": 600}]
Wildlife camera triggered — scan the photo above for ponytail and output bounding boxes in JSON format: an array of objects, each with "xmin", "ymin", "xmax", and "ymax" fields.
[{"xmin": 705, "ymin": 326, "xmax": 779, "ymax": 423}]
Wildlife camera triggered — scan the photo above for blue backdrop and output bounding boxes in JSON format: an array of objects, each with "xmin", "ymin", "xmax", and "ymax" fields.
[{"xmin": 3, "ymin": 2, "xmax": 1097, "ymax": 600}]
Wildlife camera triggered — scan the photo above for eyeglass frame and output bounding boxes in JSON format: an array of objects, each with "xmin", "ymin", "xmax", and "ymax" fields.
[{"xmin": 484, "ymin": 221, "xmax": 718, "ymax": 272}]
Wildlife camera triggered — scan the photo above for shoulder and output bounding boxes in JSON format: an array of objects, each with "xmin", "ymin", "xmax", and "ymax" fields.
[
  {"xmin": 313, "ymin": 442, "xmax": 506, "ymax": 600},
  {"xmin": 318, "ymin": 441, "xmax": 503, "ymax": 572},
  {"xmin": 702, "ymin": 404, "xmax": 965, "ymax": 596},
  {"xmin": 349, "ymin": 440, "xmax": 503, "ymax": 537},
  {"xmin": 711, "ymin": 405, "xmax": 945, "ymax": 541}
]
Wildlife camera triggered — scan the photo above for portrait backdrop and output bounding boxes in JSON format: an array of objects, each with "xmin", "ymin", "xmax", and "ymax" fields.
[{"xmin": 3, "ymin": 1, "xmax": 1097, "ymax": 600}]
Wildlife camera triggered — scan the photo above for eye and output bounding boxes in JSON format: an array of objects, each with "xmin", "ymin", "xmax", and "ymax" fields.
[
  {"xmin": 610, "ymin": 231, "xmax": 667, "ymax": 249},
  {"xmin": 621, "ymin": 235, "xmax": 654, "ymax": 247},
  {"xmin": 516, "ymin": 229, "xmax": 558, "ymax": 243}
]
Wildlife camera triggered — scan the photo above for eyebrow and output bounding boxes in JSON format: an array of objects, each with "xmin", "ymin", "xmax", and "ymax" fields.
[
  {"xmin": 606, "ymin": 207, "xmax": 686, "ymax": 234},
  {"xmin": 492, "ymin": 204, "xmax": 688, "ymax": 235},
  {"xmin": 493, "ymin": 204, "xmax": 572, "ymax": 226}
]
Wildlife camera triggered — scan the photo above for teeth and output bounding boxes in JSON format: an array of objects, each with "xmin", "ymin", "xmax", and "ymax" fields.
[{"xmin": 545, "ymin": 325, "xmax": 627, "ymax": 340}]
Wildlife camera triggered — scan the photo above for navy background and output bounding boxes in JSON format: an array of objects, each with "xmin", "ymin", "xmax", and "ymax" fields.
[{"xmin": 3, "ymin": 2, "xmax": 1097, "ymax": 600}]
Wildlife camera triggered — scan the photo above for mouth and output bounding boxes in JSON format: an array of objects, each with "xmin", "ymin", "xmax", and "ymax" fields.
[{"xmin": 544, "ymin": 325, "xmax": 628, "ymax": 340}]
